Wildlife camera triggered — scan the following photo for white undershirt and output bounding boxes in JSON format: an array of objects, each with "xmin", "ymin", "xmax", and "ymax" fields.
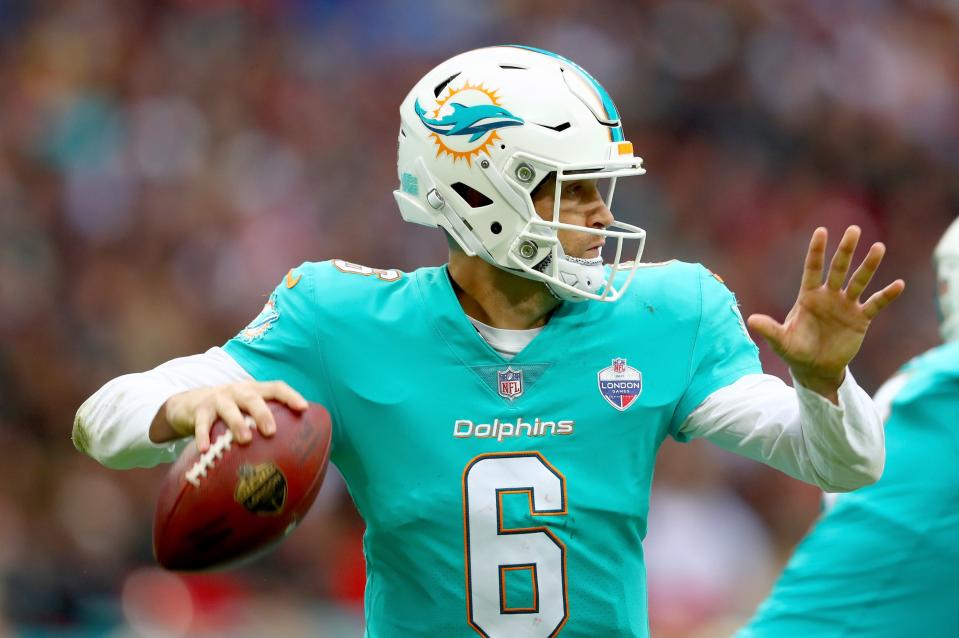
[{"xmin": 467, "ymin": 316, "xmax": 542, "ymax": 359}]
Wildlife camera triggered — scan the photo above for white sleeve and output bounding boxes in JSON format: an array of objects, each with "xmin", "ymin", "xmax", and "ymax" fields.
[
  {"xmin": 72, "ymin": 347, "xmax": 252, "ymax": 470},
  {"xmin": 678, "ymin": 370, "xmax": 885, "ymax": 492}
]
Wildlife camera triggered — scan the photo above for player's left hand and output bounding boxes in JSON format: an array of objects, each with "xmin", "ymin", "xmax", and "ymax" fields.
[{"xmin": 747, "ymin": 226, "xmax": 905, "ymax": 402}]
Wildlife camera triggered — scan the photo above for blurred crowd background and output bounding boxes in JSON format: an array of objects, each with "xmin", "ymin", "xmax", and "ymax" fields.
[{"xmin": 1, "ymin": 0, "xmax": 956, "ymax": 636}]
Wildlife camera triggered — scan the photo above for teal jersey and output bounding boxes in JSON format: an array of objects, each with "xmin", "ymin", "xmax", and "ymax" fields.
[
  {"xmin": 223, "ymin": 259, "xmax": 760, "ymax": 638},
  {"xmin": 739, "ymin": 340, "xmax": 959, "ymax": 638}
]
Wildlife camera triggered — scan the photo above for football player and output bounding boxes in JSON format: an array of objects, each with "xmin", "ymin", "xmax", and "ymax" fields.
[
  {"xmin": 737, "ymin": 217, "xmax": 959, "ymax": 637},
  {"xmin": 74, "ymin": 46, "xmax": 904, "ymax": 637}
]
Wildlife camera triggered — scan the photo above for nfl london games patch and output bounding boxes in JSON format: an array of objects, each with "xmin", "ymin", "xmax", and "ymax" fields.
[{"xmin": 597, "ymin": 358, "xmax": 642, "ymax": 411}]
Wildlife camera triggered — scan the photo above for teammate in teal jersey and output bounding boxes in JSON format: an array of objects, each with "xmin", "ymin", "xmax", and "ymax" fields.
[
  {"xmin": 74, "ymin": 46, "xmax": 905, "ymax": 637},
  {"xmin": 738, "ymin": 217, "xmax": 959, "ymax": 638}
]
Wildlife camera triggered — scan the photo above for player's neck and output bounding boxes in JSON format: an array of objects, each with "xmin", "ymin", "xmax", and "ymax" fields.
[{"xmin": 447, "ymin": 252, "xmax": 561, "ymax": 330}]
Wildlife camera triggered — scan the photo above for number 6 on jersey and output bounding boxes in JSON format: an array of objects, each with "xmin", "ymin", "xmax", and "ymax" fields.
[{"xmin": 463, "ymin": 452, "xmax": 569, "ymax": 637}]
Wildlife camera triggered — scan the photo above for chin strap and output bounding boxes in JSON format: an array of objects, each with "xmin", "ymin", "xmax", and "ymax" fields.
[{"xmin": 535, "ymin": 252, "xmax": 606, "ymax": 302}]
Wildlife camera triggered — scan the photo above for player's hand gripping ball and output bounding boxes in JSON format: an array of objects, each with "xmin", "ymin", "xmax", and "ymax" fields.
[{"xmin": 153, "ymin": 401, "xmax": 332, "ymax": 570}]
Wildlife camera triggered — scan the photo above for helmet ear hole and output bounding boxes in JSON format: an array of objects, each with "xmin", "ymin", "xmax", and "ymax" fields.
[
  {"xmin": 451, "ymin": 182, "xmax": 493, "ymax": 208},
  {"xmin": 490, "ymin": 222, "xmax": 502, "ymax": 234}
]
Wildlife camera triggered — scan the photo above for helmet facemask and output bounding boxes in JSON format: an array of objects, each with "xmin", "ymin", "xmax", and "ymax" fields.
[{"xmin": 503, "ymin": 155, "xmax": 646, "ymax": 302}]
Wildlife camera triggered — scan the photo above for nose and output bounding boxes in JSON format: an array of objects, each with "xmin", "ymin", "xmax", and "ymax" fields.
[{"xmin": 588, "ymin": 191, "xmax": 614, "ymax": 230}]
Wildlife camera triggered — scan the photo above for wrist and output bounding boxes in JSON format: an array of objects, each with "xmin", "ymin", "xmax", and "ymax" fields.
[
  {"xmin": 791, "ymin": 368, "xmax": 845, "ymax": 403},
  {"xmin": 149, "ymin": 399, "xmax": 185, "ymax": 443}
]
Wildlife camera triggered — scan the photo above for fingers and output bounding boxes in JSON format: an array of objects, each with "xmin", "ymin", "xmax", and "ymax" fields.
[
  {"xmin": 194, "ymin": 404, "xmax": 215, "ymax": 453},
  {"xmin": 747, "ymin": 314, "xmax": 785, "ymax": 347},
  {"xmin": 185, "ymin": 381, "xmax": 307, "ymax": 452},
  {"xmin": 826, "ymin": 226, "xmax": 861, "ymax": 290},
  {"xmin": 260, "ymin": 381, "xmax": 308, "ymax": 411},
  {"xmin": 845, "ymin": 242, "xmax": 885, "ymax": 301},
  {"xmin": 806, "ymin": 227, "xmax": 899, "ymax": 310},
  {"xmin": 236, "ymin": 391, "xmax": 276, "ymax": 438},
  {"xmin": 862, "ymin": 279, "xmax": 905, "ymax": 320},
  {"xmin": 800, "ymin": 227, "xmax": 828, "ymax": 290},
  {"xmin": 233, "ymin": 382, "xmax": 306, "ymax": 441},
  {"xmin": 215, "ymin": 395, "xmax": 252, "ymax": 444}
]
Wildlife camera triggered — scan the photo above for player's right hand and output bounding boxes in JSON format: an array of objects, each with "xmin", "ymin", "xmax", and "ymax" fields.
[{"xmin": 157, "ymin": 381, "xmax": 308, "ymax": 452}]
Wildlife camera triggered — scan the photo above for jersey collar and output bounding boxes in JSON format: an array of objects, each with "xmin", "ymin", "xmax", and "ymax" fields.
[{"xmin": 415, "ymin": 264, "xmax": 593, "ymax": 365}]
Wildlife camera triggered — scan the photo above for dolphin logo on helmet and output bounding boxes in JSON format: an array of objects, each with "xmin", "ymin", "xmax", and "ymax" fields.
[{"xmin": 414, "ymin": 100, "xmax": 524, "ymax": 143}]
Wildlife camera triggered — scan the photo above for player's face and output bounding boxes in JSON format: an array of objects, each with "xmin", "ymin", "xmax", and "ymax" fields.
[{"xmin": 532, "ymin": 175, "xmax": 615, "ymax": 259}]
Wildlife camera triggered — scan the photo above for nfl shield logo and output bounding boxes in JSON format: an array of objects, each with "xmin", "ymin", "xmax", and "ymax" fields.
[
  {"xmin": 598, "ymin": 358, "xmax": 642, "ymax": 411},
  {"xmin": 498, "ymin": 367, "xmax": 524, "ymax": 402}
]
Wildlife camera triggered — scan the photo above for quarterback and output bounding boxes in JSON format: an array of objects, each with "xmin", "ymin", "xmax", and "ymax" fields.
[
  {"xmin": 74, "ymin": 46, "xmax": 904, "ymax": 637},
  {"xmin": 738, "ymin": 218, "xmax": 959, "ymax": 637}
]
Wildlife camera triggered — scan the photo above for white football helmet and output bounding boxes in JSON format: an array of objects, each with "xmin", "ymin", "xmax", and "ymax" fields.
[
  {"xmin": 934, "ymin": 216, "xmax": 959, "ymax": 342},
  {"xmin": 394, "ymin": 45, "xmax": 646, "ymax": 302}
]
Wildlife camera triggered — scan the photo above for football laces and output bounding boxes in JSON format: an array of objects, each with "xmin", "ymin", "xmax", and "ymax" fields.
[{"xmin": 184, "ymin": 416, "xmax": 254, "ymax": 487}]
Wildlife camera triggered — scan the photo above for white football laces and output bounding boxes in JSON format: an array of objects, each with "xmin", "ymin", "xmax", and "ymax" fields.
[{"xmin": 184, "ymin": 416, "xmax": 254, "ymax": 487}]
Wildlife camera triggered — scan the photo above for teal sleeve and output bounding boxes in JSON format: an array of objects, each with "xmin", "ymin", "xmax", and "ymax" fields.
[
  {"xmin": 221, "ymin": 263, "xmax": 334, "ymax": 409},
  {"xmin": 671, "ymin": 266, "xmax": 762, "ymax": 439}
]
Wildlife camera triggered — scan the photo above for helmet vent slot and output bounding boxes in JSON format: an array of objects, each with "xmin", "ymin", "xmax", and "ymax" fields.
[
  {"xmin": 451, "ymin": 182, "xmax": 493, "ymax": 208},
  {"xmin": 434, "ymin": 72, "xmax": 461, "ymax": 97},
  {"xmin": 499, "ymin": 65, "xmax": 527, "ymax": 70},
  {"xmin": 532, "ymin": 122, "xmax": 571, "ymax": 132}
]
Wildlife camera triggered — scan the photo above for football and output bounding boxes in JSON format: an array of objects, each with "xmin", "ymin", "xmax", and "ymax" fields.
[{"xmin": 153, "ymin": 401, "xmax": 332, "ymax": 571}]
